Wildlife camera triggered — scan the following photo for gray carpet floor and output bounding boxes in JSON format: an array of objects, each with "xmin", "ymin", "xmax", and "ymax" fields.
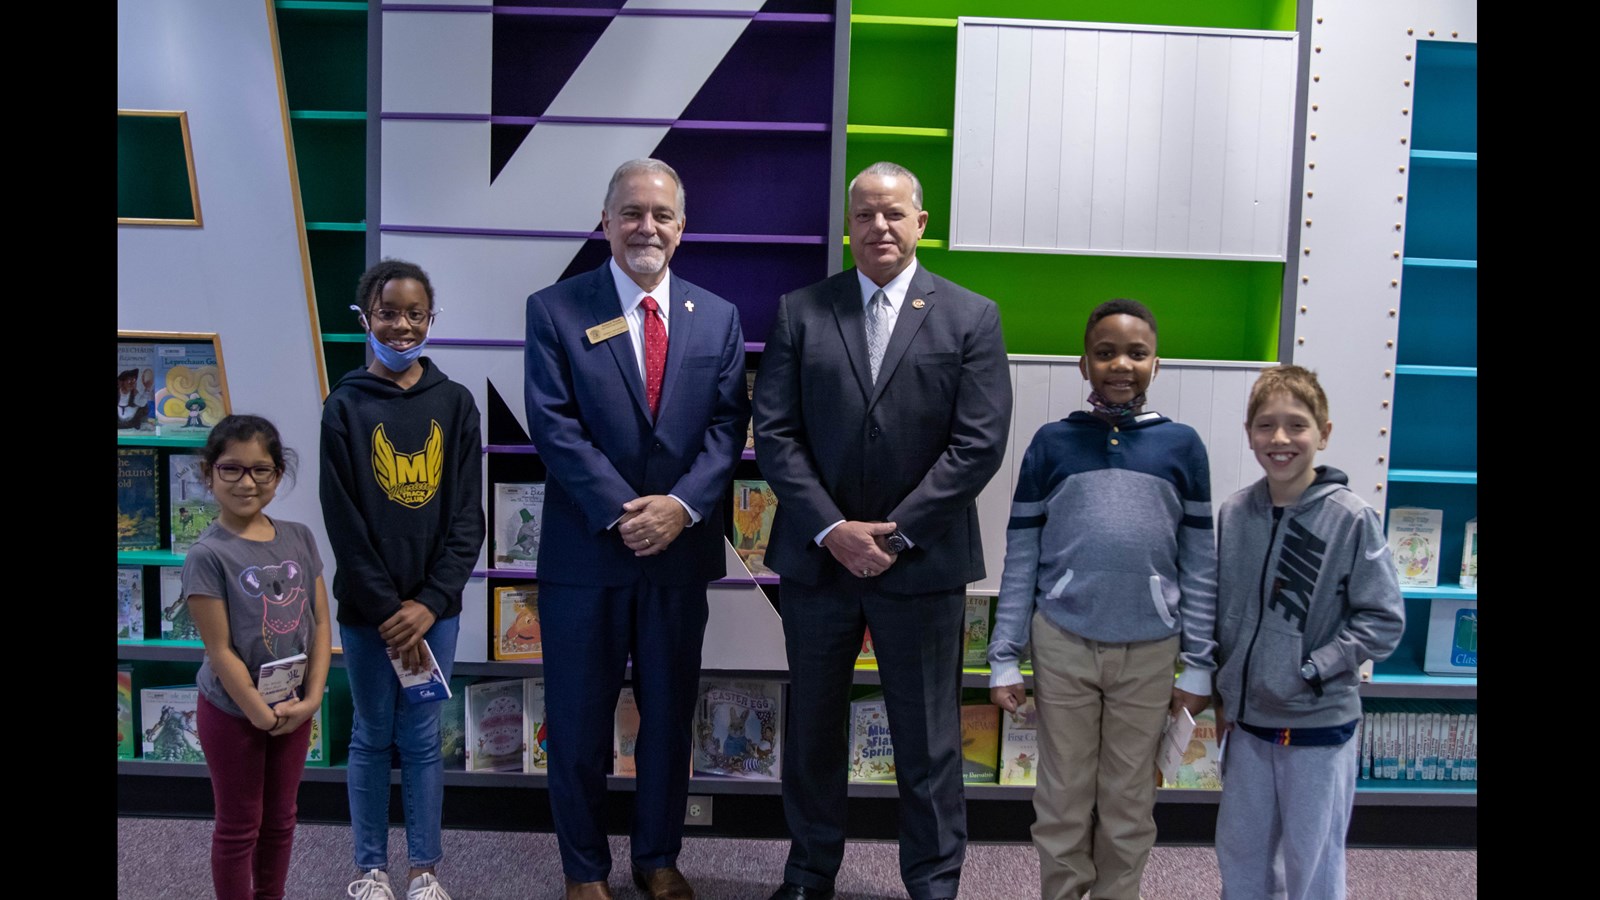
[{"xmin": 117, "ymin": 818, "xmax": 1476, "ymax": 899}]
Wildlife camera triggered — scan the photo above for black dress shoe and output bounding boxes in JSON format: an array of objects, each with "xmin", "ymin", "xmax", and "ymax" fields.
[{"xmin": 767, "ymin": 883, "xmax": 835, "ymax": 900}]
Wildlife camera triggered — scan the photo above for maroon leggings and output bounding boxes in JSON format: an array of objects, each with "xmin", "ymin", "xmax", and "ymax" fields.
[{"xmin": 196, "ymin": 693, "xmax": 312, "ymax": 900}]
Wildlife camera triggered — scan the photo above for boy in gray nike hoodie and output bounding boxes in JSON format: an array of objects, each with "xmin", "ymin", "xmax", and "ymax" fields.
[{"xmin": 1213, "ymin": 366, "xmax": 1404, "ymax": 900}]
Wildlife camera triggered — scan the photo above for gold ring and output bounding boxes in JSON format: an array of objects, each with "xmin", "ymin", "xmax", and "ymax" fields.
[{"xmin": 645, "ymin": 538, "xmax": 652, "ymax": 546}]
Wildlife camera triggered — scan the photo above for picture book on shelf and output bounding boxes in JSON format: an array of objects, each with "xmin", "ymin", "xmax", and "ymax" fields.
[
  {"xmin": 1459, "ymin": 518, "xmax": 1477, "ymax": 589},
  {"xmin": 848, "ymin": 694, "xmax": 895, "ymax": 782},
  {"xmin": 465, "ymin": 680, "xmax": 526, "ymax": 772},
  {"xmin": 154, "ymin": 342, "xmax": 224, "ymax": 433},
  {"xmin": 745, "ymin": 370, "xmax": 757, "ymax": 450},
  {"xmin": 694, "ymin": 679, "xmax": 783, "ymax": 780},
  {"xmin": 732, "ymin": 480, "xmax": 777, "ymax": 577},
  {"xmin": 963, "ymin": 595, "xmax": 991, "ymax": 668},
  {"xmin": 1168, "ymin": 708, "xmax": 1223, "ymax": 790},
  {"xmin": 118, "ymin": 666, "xmax": 136, "ymax": 759},
  {"xmin": 492, "ymin": 584, "xmax": 542, "ymax": 660},
  {"xmin": 168, "ymin": 453, "xmax": 219, "ymax": 553},
  {"xmin": 257, "ymin": 652, "xmax": 309, "ymax": 707},
  {"xmin": 615, "ymin": 687, "xmax": 640, "ymax": 777},
  {"xmin": 118, "ymin": 446, "xmax": 160, "ymax": 551},
  {"xmin": 493, "ymin": 483, "xmax": 545, "ymax": 570},
  {"xmin": 118, "ymin": 566, "xmax": 144, "ymax": 640},
  {"xmin": 117, "ymin": 342, "xmax": 159, "ymax": 433},
  {"xmin": 999, "ymin": 697, "xmax": 1039, "ymax": 786},
  {"xmin": 160, "ymin": 567, "xmax": 200, "ymax": 642},
  {"xmin": 1387, "ymin": 507, "xmax": 1445, "ymax": 588},
  {"xmin": 856, "ymin": 628, "xmax": 875, "ymax": 667},
  {"xmin": 141, "ymin": 685, "xmax": 204, "ymax": 762},
  {"xmin": 439, "ymin": 680, "xmax": 469, "ymax": 770},
  {"xmin": 960, "ymin": 701, "xmax": 999, "ymax": 784},
  {"xmin": 305, "ymin": 687, "xmax": 328, "ymax": 764},
  {"xmin": 1424, "ymin": 598, "xmax": 1477, "ymax": 675},
  {"xmin": 386, "ymin": 639, "xmax": 452, "ymax": 705},
  {"xmin": 524, "ymin": 678, "xmax": 548, "ymax": 773}
]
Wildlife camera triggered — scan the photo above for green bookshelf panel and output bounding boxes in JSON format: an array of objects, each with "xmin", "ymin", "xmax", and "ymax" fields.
[
  {"xmin": 290, "ymin": 118, "xmax": 367, "ymax": 224},
  {"xmin": 850, "ymin": 1, "xmax": 1294, "ymax": 31},
  {"xmin": 118, "ymin": 113, "xmax": 199, "ymax": 223},
  {"xmin": 310, "ymin": 229, "xmax": 369, "ymax": 333},
  {"xmin": 324, "ymin": 340, "xmax": 369, "ymax": 384},
  {"xmin": 847, "ymin": 24, "xmax": 957, "ymax": 130},
  {"xmin": 275, "ymin": 6, "xmax": 368, "ymax": 112}
]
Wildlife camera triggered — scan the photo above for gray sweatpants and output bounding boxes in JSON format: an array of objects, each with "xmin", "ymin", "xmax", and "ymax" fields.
[{"xmin": 1214, "ymin": 729, "xmax": 1359, "ymax": 900}]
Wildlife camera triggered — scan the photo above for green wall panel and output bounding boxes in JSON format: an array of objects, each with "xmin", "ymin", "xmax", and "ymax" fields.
[
  {"xmin": 851, "ymin": 0, "xmax": 1295, "ymax": 31},
  {"xmin": 843, "ymin": 0, "xmax": 1294, "ymax": 362},
  {"xmin": 118, "ymin": 115, "xmax": 197, "ymax": 221},
  {"xmin": 847, "ymin": 248, "xmax": 1279, "ymax": 360}
]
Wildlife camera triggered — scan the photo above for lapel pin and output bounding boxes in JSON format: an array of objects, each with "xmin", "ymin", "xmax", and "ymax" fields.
[
  {"xmin": 911, "ymin": 298, "xmax": 925, "ymax": 309},
  {"xmin": 684, "ymin": 300, "xmax": 695, "ymax": 312}
]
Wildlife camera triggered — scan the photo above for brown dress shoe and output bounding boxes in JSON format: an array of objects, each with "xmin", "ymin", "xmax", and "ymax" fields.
[
  {"xmin": 632, "ymin": 866, "xmax": 695, "ymax": 900},
  {"xmin": 563, "ymin": 877, "xmax": 613, "ymax": 900}
]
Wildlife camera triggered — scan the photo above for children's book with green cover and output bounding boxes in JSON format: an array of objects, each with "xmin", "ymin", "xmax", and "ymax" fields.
[
  {"xmin": 848, "ymin": 694, "xmax": 895, "ymax": 782},
  {"xmin": 118, "ymin": 567, "xmax": 144, "ymax": 640},
  {"xmin": 140, "ymin": 685, "xmax": 204, "ymax": 762}
]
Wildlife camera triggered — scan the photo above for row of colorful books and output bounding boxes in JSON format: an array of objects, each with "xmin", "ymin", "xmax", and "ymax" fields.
[
  {"xmin": 119, "ymin": 669, "xmax": 344, "ymax": 765},
  {"xmin": 1359, "ymin": 699, "xmax": 1477, "ymax": 783},
  {"xmin": 117, "ymin": 449, "xmax": 222, "ymax": 554},
  {"xmin": 116, "ymin": 340, "xmax": 225, "ymax": 438},
  {"xmin": 117, "ymin": 566, "xmax": 202, "ymax": 642},
  {"xmin": 848, "ymin": 692, "xmax": 1228, "ymax": 789},
  {"xmin": 1387, "ymin": 508, "xmax": 1478, "ymax": 590},
  {"xmin": 446, "ymin": 678, "xmax": 783, "ymax": 780}
]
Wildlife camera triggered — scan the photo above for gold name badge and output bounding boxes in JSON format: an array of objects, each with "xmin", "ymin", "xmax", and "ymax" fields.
[{"xmin": 586, "ymin": 316, "xmax": 630, "ymax": 345}]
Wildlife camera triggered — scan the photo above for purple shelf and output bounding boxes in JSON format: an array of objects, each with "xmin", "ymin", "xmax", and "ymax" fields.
[
  {"xmin": 380, "ymin": 224, "xmax": 823, "ymax": 244},
  {"xmin": 744, "ymin": 342, "xmax": 765, "ymax": 353},
  {"xmin": 474, "ymin": 569, "xmax": 539, "ymax": 580},
  {"xmin": 430, "ymin": 337, "xmax": 525, "ymax": 348},
  {"xmin": 752, "ymin": 574, "xmax": 780, "ymax": 585},
  {"xmin": 382, "ymin": 5, "xmax": 831, "ymax": 23},
  {"xmin": 383, "ymin": 112, "xmax": 827, "ymax": 133},
  {"xmin": 484, "ymin": 444, "xmax": 538, "ymax": 454}
]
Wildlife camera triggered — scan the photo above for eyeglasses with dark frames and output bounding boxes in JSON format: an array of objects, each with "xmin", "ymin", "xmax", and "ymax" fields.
[{"xmin": 212, "ymin": 464, "xmax": 281, "ymax": 484}]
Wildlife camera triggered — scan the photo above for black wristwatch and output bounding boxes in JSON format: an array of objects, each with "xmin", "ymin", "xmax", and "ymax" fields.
[
  {"xmin": 885, "ymin": 529, "xmax": 909, "ymax": 554},
  {"xmin": 1300, "ymin": 659, "xmax": 1324, "ymax": 697}
]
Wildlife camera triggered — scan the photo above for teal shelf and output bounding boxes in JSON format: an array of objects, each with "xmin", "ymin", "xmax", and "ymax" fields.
[
  {"xmin": 323, "ymin": 332, "xmax": 367, "ymax": 343},
  {"xmin": 275, "ymin": 1, "xmax": 367, "ymax": 10},
  {"xmin": 290, "ymin": 110, "xmax": 365, "ymax": 121},
  {"xmin": 117, "ymin": 432, "xmax": 209, "ymax": 448},
  {"xmin": 1411, "ymin": 149, "xmax": 1476, "ymax": 162},
  {"xmin": 1387, "ymin": 469, "xmax": 1476, "ymax": 485},
  {"xmin": 1394, "ymin": 365, "xmax": 1476, "ymax": 377},
  {"xmin": 1400, "ymin": 583, "xmax": 1477, "ymax": 601},
  {"xmin": 1403, "ymin": 257, "xmax": 1476, "ymax": 269},
  {"xmin": 1355, "ymin": 779, "xmax": 1476, "ymax": 798},
  {"xmin": 305, "ymin": 221, "xmax": 367, "ymax": 232},
  {"xmin": 118, "ymin": 550, "xmax": 186, "ymax": 566}
]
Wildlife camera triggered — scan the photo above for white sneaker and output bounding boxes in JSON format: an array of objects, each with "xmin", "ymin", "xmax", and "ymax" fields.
[
  {"xmin": 348, "ymin": 869, "xmax": 397, "ymax": 900},
  {"xmin": 407, "ymin": 872, "xmax": 453, "ymax": 900}
]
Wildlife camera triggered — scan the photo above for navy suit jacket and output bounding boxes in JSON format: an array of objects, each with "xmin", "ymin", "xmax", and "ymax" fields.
[
  {"xmin": 752, "ymin": 265, "xmax": 1012, "ymax": 594},
  {"xmin": 524, "ymin": 263, "xmax": 750, "ymax": 587}
]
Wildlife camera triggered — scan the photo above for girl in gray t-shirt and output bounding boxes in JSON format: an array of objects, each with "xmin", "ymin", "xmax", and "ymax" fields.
[{"xmin": 180, "ymin": 415, "xmax": 332, "ymax": 900}]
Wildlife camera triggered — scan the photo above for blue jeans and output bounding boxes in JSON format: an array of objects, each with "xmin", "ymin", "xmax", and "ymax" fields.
[{"xmin": 341, "ymin": 615, "xmax": 459, "ymax": 871}]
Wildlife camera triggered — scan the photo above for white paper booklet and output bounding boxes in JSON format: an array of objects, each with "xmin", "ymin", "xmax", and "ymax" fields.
[{"xmin": 258, "ymin": 653, "xmax": 308, "ymax": 707}]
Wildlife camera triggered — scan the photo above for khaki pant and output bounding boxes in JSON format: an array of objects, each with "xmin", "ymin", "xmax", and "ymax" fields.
[{"xmin": 1029, "ymin": 611, "xmax": 1178, "ymax": 900}]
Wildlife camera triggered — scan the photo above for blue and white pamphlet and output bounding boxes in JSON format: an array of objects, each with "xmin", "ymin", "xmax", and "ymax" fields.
[
  {"xmin": 258, "ymin": 653, "xmax": 309, "ymax": 707},
  {"xmin": 387, "ymin": 639, "xmax": 452, "ymax": 705}
]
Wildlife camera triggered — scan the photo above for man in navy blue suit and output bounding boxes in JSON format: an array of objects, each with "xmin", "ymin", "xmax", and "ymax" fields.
[{"xmin": 524, "ymin": 159, "xmax": 750, "ymax": 900}]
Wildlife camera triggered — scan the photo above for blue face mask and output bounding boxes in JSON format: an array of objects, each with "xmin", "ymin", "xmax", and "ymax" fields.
[{"xmin": 351, "ymin": 304, "xmax": 428, "ymax": 371}]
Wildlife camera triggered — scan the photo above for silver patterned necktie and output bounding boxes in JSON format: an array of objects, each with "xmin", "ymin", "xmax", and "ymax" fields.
[{"xmin": 866, "ymin": 288, "xmax": 890, "ymax": 384}]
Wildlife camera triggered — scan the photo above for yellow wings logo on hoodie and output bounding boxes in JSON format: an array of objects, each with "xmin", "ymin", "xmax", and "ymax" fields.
[{"xmin": 372, "ymin": 420, "xmax": 445, "ymax": 509}]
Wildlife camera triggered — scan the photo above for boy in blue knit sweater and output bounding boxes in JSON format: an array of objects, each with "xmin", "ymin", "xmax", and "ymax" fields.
[{"xmin": 988, "ymin": 299, "xmax": 1218, "ymax": 900}]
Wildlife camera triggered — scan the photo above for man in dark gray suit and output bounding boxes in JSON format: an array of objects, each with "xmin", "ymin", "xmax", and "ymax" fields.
[{"xmin": 752, "ymin": 162, "xmax": 1013, "ymax": 900}]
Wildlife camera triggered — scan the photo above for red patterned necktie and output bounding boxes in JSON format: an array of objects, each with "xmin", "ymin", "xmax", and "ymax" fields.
[{"xmin": 642, "ymin": 295, "xmax": 667, "ymax": 419}]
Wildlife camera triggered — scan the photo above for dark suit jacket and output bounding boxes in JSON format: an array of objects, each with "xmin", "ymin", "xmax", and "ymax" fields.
[
  {"xmin": 752, "ymin": 264, "xmax": 1012, "ymax": 594},
  {"xmin": 524, "ymin": 263, "xmax": 750, "ymax": 587}
]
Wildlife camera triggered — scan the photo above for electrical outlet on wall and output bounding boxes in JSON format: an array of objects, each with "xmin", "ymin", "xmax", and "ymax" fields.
[{"xmin": 684, "ymin": 795, "xmax": 712, "ymax": 827}]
